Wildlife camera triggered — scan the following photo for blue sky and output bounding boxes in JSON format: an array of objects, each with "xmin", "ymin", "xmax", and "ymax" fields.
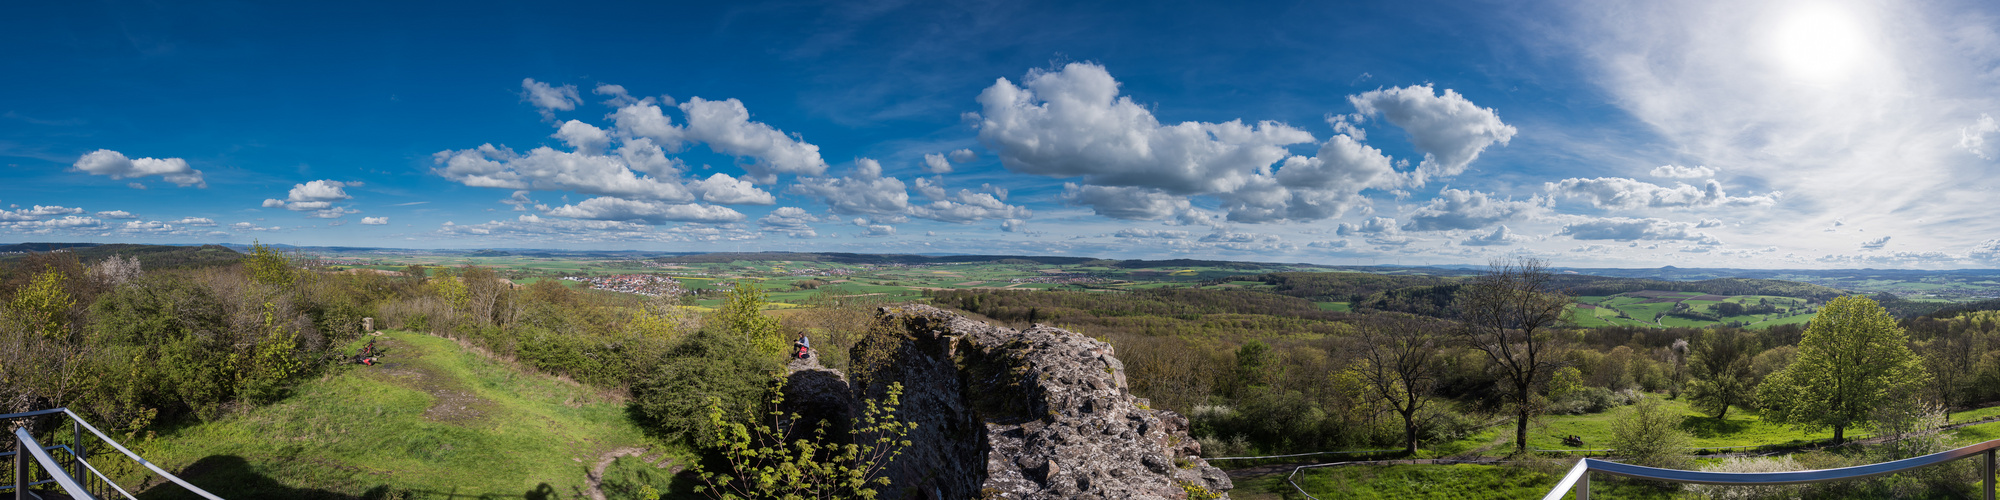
[{"xmin": 6, "ymin": 0, "xmax": 2000, "ymax": 268}]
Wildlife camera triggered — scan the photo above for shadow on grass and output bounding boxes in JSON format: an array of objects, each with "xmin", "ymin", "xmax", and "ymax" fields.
[
  {"xmin": 1680, "ymin": 414, "xmax": 1749, "ymax": 439},
  {"xmin": 137, "ymin": 455, "xmax": 555, "ymax": 500},
  {"xmin": 136, "ymin": 455, "xmax": 352, "ymax": 500}
]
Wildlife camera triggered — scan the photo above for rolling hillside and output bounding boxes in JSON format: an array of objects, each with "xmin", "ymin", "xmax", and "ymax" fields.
[{"xmin": 133, "ymin": 330, "xmax": 679, "ymax": 499}]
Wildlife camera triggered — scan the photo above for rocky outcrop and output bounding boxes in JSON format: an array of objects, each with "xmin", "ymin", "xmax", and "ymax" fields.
[{"xmin": 814, "ymin": 304, "xmax": 1231, "ymax": 500}]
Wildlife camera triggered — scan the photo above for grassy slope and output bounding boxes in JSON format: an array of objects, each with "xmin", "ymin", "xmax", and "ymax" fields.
[
  {"xmin": 1533, "ymin": 399, "xmax": 1856, "ymax": 450},
  {"xmin": 135, "ymin": 330, "xmax": 676, "ymax": 499},
  {"xmin": 1269, "ymin": 464, "xmax": 1675, "ymax": 500}
]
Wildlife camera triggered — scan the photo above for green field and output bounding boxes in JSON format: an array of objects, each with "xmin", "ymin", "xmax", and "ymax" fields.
[
  {"xmin": 1569, "ymin": 291, "xmax": 1815, "ymax": 329},
  {"xmin": 1533, "ymin": 399, "xmax": 1861, "ymax": 451},
  {"xmin": 1274, "ymin": 463, "xmax": 1675, "ymax": 500},
  {"xmin": 323, "ymin": 253, "xmax": 1340, "ymax": 310},
  {"xmin": 133, "ymin": 330, "xmax": 677, "ymax": 498}
]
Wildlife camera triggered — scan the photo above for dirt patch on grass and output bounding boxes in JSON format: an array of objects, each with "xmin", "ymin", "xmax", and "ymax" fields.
[
  {"xmin": 364, "ymin": 337, "xmax": 500, "ymax": 426},
  {"xmin": 1689, "ymin": 294, "xmax": 1730, "ymax": 301},
  {"xmin": 587, "ymin": 447, "xmax": 671, "ymax": 500}
]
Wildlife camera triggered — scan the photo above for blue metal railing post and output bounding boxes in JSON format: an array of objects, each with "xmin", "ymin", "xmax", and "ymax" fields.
[
  {"xmin": 73, "ymin": 417, "xmax": 85, "ymax": 496},
  {"xmin": 1576, "ymin": 470, "xmax": 1588, "ymax": 500},
  {"xmin": 1986, "ymin": 448, "xmax": 1994, "ymax": 500},
  {"xmin": 14, "ymin": 430, "xmax": 25, "ymax": 500}
]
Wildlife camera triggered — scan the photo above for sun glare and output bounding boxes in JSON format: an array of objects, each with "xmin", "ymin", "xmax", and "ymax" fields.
[{"xmin": 1769, "ymin": 4, "xmax": 1870, "ymax": 82}]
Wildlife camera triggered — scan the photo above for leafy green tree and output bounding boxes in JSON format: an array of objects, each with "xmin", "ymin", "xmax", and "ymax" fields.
[
  {"xmin": 1234, "ymin": 340, "xmax": 1272, "ymax": 391},
  {"xmin": 12, "ymin": 266, "xmax": 75, "ymax": 339},
  {"xmin": 244, "ymin": 240, "xmax": 296, "ymax": 288},
  {"xmin": 631, "ymin": 328, "xmax": 784, "ymax": 445},
  {"xmin": 1757, "ymin": 295, "xmax": 1927, "ymax": 443},
  {"xmin": 722, "ymin": 281, "xmax": 785, "ymax": 356},
  {"xmin": 1548, "ymin": 366, "xmax": 1585, "ymax": 400},
  {"xmin": 430, "ymin": 271, "xmax": 469, "ymax": 315},
  {"xmin": 1610, "ymin": 395, "xmax": 1693, "ymax": 470},
  {"xmin": 238, "ymin": 301, "xmax": 304, "ymax": 404},
  {"xmin": 1687, "ymin": 329, "xmax": 1758, "ymax": 420},
  {"xmin": 694, "ymin": 380, "xmax": 914, "ymax": 500}
]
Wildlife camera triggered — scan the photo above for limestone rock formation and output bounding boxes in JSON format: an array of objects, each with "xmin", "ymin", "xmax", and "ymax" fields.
[{"xmin": 801, "ymin": 304, "xmax": 1232, "ymax": 500}]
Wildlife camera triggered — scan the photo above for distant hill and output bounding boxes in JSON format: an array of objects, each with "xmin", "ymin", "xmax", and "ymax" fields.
[
  {"xmin": 654, "ymin": 252, "xmax": 1099, "ymax": 265},
  {"xmin": 2, "ymin": 243, "xmax": 242, "ymax": 269},
  {"xmin": 1112, "ymin": 258, "xmax": 1278, "ymax": 270},
  {"xmin": 1550, "ymin": 276, "xmax": 1849, "ymax": 302},
  {"xmin": 0, "ymin": 242, "xmax": 103, "ymax": 253},
  {"xmin": 1248, "ymin": 271, "xmax": 1848, "ymax": 304},
  {"xmin": 1249, "ymin": 271, "xmax": 1456, "ymax": 301}
]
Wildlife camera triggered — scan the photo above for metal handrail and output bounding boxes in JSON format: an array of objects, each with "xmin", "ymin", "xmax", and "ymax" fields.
[
  {"xmin": 1542, "ymin": 438, "xmax": 2000, "ymax": 500},
  {"xmin": 3, "ymin": 407, "xmax": 224, "ymax": 500},
  {"xmin": 15, "ymin": 427, "xmax": 95, "ymax": 499}
]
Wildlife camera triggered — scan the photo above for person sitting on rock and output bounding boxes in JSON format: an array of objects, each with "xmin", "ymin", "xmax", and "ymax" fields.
[{"xmin": 794, "ymin": 334, "xmax": 811, "ymax": 359}]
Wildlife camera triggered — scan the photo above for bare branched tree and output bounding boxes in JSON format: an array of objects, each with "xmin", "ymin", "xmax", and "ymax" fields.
[
  {"xmin": 1455, "ymin": 257, "xmax": 1570, "ymax": 455},
  {"xmin": 1354, "ymin": 313, "xmax": 1444, "ymax": 455}
]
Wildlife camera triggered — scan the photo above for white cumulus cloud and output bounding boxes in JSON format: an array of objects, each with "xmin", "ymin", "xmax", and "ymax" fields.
[
  {"xmin": 789, "ymin": 159, "xmax": 910, "ymax": 216},
  {"xmin": 1400, "ymin": 188, "xmax": 1544, "ymax": 231},
  {"xmin": 433, "ymin": 144, "xmax": 695, "ymax": 201},
  {"xmin": 1061, "ymin": 184, "xmax": 1191, "ymax": 220},
  {"xmin": 71, "ymin": 149, "xmax": 206, "ymax": 188},
  {"xmin": 907, "ymin": 177, "xmax": 1031, "ymax": 223},
  {"xmin": 923, "ymin": 153, "xmax": 954, "ymax": 174},
  {"xmin": 1545, "ymin": 177, "xmax": 1779, "ymax": 209},
  {"xmin": 543, "ymin": 197, "xmax": 746, "ymax": 224},
  {"xmin": 758, "ymin": 206, "xmax": 821, "ymax": 238},
  {"xmin": 522, "ymin": 78, "xmax": 581, "ymax": 119},
  {"xmin": 1347, "ymin": 84, "xmax": 1517, "ymax": 179},
  {"xmin": 976, "ymin": 64, "xmax": 1492, "ymax": 224},
  {"xmin": 1649, "ymin": 164, "xmax": 1717, "ymax": 178},
  {"xmin": 687, "ymin": 173, "xmax": 776, "ymax": 205},
  {"xmin": 1462, "ymin": 225, "xmax": 1528, "ymax": 246},
  {"xmin": 1113, "ymin": 228, "xmax": 1192, "ymax": 239},
  {"xmin": 1557, "ymin": 216, "xmax": 1721, "ymax": 245},
  {"xmin": 678, "ymin": 97, "xmax": 830, "ymax": 183},
  {"xmin": 361, "ymin": 217, "xmax": 389, "ymax": 225},
  {"xmin": 1961, "ymin": 113, "xmax": 1999, "ymax": 160},
  {"xmin": 263, "ymin": 180, "xmax": 361, "ymax": 218},
  {"xmin": 976, "ymin": 62, "xmax": 1314, "ymax": 196},
  {"xmin": 860, "ymin": 224, "xmax": 896, "ymax": 237}
]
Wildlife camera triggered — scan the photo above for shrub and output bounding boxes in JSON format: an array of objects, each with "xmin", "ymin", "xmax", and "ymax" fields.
[
  {"xmin": 692, "ymin": 381, "xmax": 914, "ymax": 500},
  {"xmin": 1609, "ymin": 395, "xmax": 1692, "ymax": 470},
  {"xmin": 1415, "ymin": 405, "xmax": 1482, "ymax": 444},
  {"xmin": 1548, "ymin": 387, "xmax": 1628, "ymax": 415},
  {"xmin": 629, "ymin": 328, "xmax": 783, "ymax": 446},
  {"xmin": 1684, "ymin": 456, "xmax": 1806, "ymax": 500}
]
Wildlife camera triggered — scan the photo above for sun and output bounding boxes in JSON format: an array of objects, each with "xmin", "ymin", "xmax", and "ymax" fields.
[{"xmin": 1769, "ymin": 4, "xmax": 1870, "ymax": 82}]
